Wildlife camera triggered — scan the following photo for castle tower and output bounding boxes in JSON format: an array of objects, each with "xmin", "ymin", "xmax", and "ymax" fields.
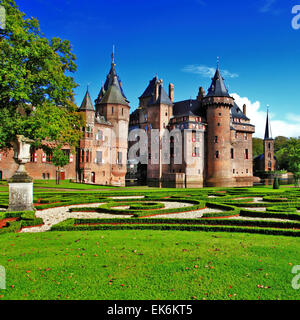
[
  {"xmin": 138, "ymin": 77, "xmax": 174, "ymax": 183},
  {"xmin": 95, "ymin": 51, "xmax": 130, "ymax": 186},
  {"xmin": 263, "ymin": 109, "xmax": 275, "ymax": 171},
  {"xmin": 202, "ymin": 66, "xmax": 235, "ymax": 187}
]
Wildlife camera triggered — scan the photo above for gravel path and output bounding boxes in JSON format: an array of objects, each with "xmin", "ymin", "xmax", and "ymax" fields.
[
  {"xmin": 20, "ymin": 203, "xmax": 133, "ymax": 233},
  {"xmin": 144, "ymin": 207, "xmax": 224, "ymax": 219},
  {"xmin": 242, "ymin": 207, "xmax": 267, "ymax": 211}
]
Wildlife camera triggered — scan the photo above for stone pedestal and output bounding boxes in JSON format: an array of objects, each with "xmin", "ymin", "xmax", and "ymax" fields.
[
  {"xmin": 8, "ymin": 182, "xmax": 34, "ymax": 212},
  {"xmin": 7, "ymin": 135, "xmax": 35, "ymax": 212}
]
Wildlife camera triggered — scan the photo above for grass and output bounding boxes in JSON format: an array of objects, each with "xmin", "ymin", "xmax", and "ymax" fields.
[
  {"xmin": 0, "ymin": 230, "xmax": 299, "ymax": 300},
  {"xmin": 0, "ymin": 183, "xmax": 300, "ymax": 300}
]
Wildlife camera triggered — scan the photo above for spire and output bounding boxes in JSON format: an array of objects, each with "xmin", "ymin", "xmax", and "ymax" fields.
[
  {"xmin": 79, "ymin": 88, "xmax": 94, "ymax": 111},
  {"xmin": 264, "ymin": 106, "xmax": 272, "ymax": 139},
  {"xmin": 95, "ymin": 49, "xmax": 128, "ymax": 105},
  {"xmin": 206, "ymin": 65, "xmax": 230, "ymax": 98},
  {"xmin": 111, "ymin": 45, "xmax": 115, "ymax": 66}
]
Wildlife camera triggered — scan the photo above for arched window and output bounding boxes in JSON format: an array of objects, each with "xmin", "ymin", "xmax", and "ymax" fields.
[{"xmin": 91, "ymin": 172, "xmax": 95, "ymax": 183}]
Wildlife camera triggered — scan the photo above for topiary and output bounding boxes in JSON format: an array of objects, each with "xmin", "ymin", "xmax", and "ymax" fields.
[{"xmin": 273, "ymin": 177, "xmax": 280, "ymax": 189}]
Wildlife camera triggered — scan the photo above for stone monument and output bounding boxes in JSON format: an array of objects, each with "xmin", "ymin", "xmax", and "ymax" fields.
[{"xmin": 7, "ymin": 135, "xmax": 35, "ymax": 212}]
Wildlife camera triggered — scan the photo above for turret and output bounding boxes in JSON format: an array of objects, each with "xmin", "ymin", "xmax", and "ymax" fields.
[
  {"xmin": 96, "ymin": 51, "xmax": 130, "ymax": 186},
  {"xmin": 202, "ymin": 66, "xmax": 235, "ymax": 187}
]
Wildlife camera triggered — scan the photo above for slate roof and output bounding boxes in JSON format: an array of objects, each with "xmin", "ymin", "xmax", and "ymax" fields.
[
  {"xmin": 173, "ymin": 99, "xmax": 205, "ymax": 118},
  {"xmin": 148, "ymin": 85, "xmax": 173, "ymax": 106},
  {"xmin": 206, "ymin": 67, "xmax": 230, "ymax": 97},
  {"xmin": 95, "ymin": 63, "xmax": 128, "ymax": 105},
  {"xmin": 79, "ymin": 89, "xmax": 94, "ymax": 111},
  {"xmin": 97, "ymin": 76, "xmax": 129, "ymax": 106},
  {"xmin": 231, "ymin": 102, "xmax": 249, "ymax": 121},
  {"xmin": 139, "ymin": 77, "xmax": 158, "ymax": 99}
]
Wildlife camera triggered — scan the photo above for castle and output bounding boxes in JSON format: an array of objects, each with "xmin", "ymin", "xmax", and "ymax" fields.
[
  {"xmin": 0, "ymin": 54, "xmax": 262, "ymax": 188},
  {"xmin": 129, "ymin": 65, "xmax": 255, "ymax": 187}
]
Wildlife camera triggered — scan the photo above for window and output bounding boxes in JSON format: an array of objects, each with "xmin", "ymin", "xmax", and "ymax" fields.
[
  {"xmin": 268, "ymin": 161, "xmax": 272, "ymax": 169},
  {"xmin": 231, "ymin": 148, "xmax": 234, "ymax": 159},
  {"xmin": 86, "ymin": 150, "xmax": 89, "ymax": 163},
  {"xmin": 233, "ymin": 169, "xmax": 235, "ymax": 174},
  {"xmin": 97, "ymin": 130, "xmax": 103, "ymax": 141},
  {"xmin": 268, "ymin": 143, "xmax": 271, "ymax": 150},
  {"xmin": 91, "ymin": 172, "xmax": 95, "ymax": 183},
  {"xmin": 219, "ymin": 113, "xmax": 222, "ymax": 116},
  {"xmin": 246, "ymin": 169, "xmax": 249, "ymax": 174},
  {"xmin": 47, "ymin": 173, "xmax": 50, "ymax": 180},
  {"xmin": 81, "ymin": 149, "xmax": 85, "ymax": 163},
  {"xmin": 117, "ymin": 152, "xmax": 122, "ymax": 165},
  {"xmin": 244, "ymin": 133, "xmax": 247, "ymax": 140},
  {"xmin": 217, "ymin": 123, "xmax": 220, "ymax": 127},
  {"xmin": 245, "ymin": 149, "xmax": 249, "ymax": 160},
  {"xmin": 194, "ymin": 147, "xmax": 200, "ymax": 157},
  {"xmin": 46, "ymin": 152, "xmax": 52, "ymax": 163},
  {"xmin": 42, "ymin": 173, "xmax": 46, "ymax": 180},
  {"xmin": 216, "ymin": 151, "xmax": 219, "ymax": 159},
  {"xmin": 30, "ymin": 147, "xmax": 36, "ymax": 163},
  {"xmin": 122, "ymin": 108, "xmax": 124, "ymax": 116},
  {"xmin": 112, "ymin": 107, "xmax": 114, "ymax": 114},
  {"xmin": 192, "ymin": 130, "xmax": 196, "ymax": 142},
  {"xmin": 214, "ymin": 136, "xmax": 218, "ymax": 143},
  {"xmin": 96, "ymin": 151, "xmax": 103, "ymax": 164}
]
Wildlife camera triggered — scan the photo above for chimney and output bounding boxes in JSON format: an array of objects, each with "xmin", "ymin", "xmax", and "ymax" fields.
[
  {"xmin": 197, "ymin": 87, "xmax": 205, "ymax": 101},
  {"xmin": 243, "ymin": 104, "xmax": 247, "ymax": 116},
  {"xmin": 169, "ymin": 83, "xmax": 174, "ymax": 102}
]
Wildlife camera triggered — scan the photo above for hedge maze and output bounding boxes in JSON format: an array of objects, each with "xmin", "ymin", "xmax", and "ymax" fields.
[{"xmin": 1, "ymin": 187, "xmax": 300, "ymax": 237}]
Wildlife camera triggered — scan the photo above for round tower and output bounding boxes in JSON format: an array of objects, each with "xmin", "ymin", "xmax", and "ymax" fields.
[{"xmin": 202, "ymin": 67, "xmax": 235, "ymax": 187}]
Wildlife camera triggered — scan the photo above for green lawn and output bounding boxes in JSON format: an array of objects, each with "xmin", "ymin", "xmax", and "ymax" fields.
[{"xmin": 0, "ymin": 230, "xmax": 299, "ymax": 300}]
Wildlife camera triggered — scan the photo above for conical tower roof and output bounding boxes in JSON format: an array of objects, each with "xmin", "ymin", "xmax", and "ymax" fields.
[
  {"xmin": 95, "ymin": 51, "xmax": 128, "ymax": 105},
  {"xmin": 79, "ymin": 88, "xmax": 94, "ymax": 111},
  {"xmin": 98, "ymin": 75, "xmax": 129, "ymax": 106},
  {"xmin": 206, "ymin": 67, "xmax": 230, "ymax": 98}
]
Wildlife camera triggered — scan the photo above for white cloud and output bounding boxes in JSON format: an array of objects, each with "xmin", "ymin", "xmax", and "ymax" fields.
[
  {"xmin": 182, "ymin": 65, "xmax": 239, "ymax": 78},
  {"xmin": 231, "ymin": 93, "xmax": 300, "ymax": 139}
]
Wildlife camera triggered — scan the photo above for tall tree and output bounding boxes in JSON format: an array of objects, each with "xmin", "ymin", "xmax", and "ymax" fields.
[
  {"xmin": 283, "ymin": 138, "xmax": 300, "ymax": 186},
  {"xmin": 252, "ymin": 138, "xmax": 263, "ymax": 158},
  {"xmin": 0, "ymin": 0, "xmax": 83, "ymax": 152}
]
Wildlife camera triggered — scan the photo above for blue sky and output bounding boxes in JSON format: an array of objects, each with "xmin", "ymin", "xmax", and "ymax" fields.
[{"xmin": 17, "ymin": 0, "xmax": 300, "ymax": 137}]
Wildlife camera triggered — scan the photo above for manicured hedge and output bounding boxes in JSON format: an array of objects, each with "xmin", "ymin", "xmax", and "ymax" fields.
[{"xmin": 50, "ymin": 218, "xmax": 300, "ymax": 237}]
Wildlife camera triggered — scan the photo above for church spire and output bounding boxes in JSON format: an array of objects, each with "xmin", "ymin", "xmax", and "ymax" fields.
[{"xmin": 264, "ymin": 107, "xmax": 272, "ymax": 140}]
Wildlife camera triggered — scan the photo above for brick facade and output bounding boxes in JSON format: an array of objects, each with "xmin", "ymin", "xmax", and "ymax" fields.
[{"xmin": 129, "ymin": 66, "xmax": 256, "ymax": 188}]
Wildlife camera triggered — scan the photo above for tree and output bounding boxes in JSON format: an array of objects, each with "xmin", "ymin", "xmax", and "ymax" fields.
[
  {"xmin": 252, "ymin": 138, "xmax": 263, "ymax": 158},
  {"xmin": 0, "ymin": 0, "xmax": 83, "ymax": 152},
  {"xmin": 283, "ymin": 138, "xmax": 300, "ymax": 186},
  {"xmin": 51, "ymin": 147, "xmax": 69, "ymax": 185}
]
